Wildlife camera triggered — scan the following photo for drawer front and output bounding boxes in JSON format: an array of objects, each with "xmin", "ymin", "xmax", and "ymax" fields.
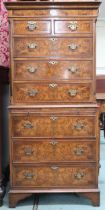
[
  {"xmin": 11, "ymin": 115, "xmax": 96, "ymax": 138},
  {"xmin": 12, "ymin": 165, "xmax": 97, "ymax": 188},
  {"xmin": 12, "ymin": 9, "xmax": 97, "ymax": 17},
  {"xmin": 54, "ymin": 20, "xmax": 93, "ymax": 34},
  {"xmin": 14, "ymin": 60, "xmax": 93, "ymax": 81},
  {"xmin": 13, "ymin": 82, "xmax": 93, "ymax": 104},
  {"xmin": 13, "ymin": 140, "xmax": 96, "ymax": 163},
  {"xmin": 13, "ymin": 20, "xmax": 51, "ymax": 35},
  {"xmin": 14, "ymin": 37, "xmax": 93, "ymax": 58}
]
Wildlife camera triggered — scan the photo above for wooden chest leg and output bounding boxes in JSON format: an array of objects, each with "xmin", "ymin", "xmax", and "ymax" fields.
[
  {"xmin": 9, "ymin": 192, "xmax": 32, "ymax": 208},
  {"xmin": 80, "ymin": 192, "xmax": 100, "ymax": 206}
]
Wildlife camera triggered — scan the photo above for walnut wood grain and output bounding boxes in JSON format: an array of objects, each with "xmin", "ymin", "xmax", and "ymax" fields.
[
  {"xmin": 54, "ymin": 20, "xmax": 93, "ymax": 34},
  {"xmin": 5, "ymin": 0, "xmax": 101, "ymax": 207},
  {"xmin": 13, "ymin": 82, "xmax": 94, "ymax": 104},
  {"xmin": 12, "ymin": 164, "xmax": 97, "ymax": 188},
  {"xmin": 12, "ymin": 9, "xmax": 97, "ymax": 18},
  {"xmin": 14, "ymin": 37, "xmax": 93, "ymax": 58},
  {"xmin": 11, "ymin": 113, "xmax": 96, "ymax": 138},
  {"xmin": 12, "ymin": 140, "xmax": 96, "ymax": 163},
  {"xmin": 13, "ymin": 19, "xmax": 51, "ymax": 35},
  {"xmin": 13, "ymin": 60, "xmax": 93, "ymax": 81}
]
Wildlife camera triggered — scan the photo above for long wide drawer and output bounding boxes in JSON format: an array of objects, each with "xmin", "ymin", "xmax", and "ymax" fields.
[
  {"xmin": 11, "ymin": 114, "xmax": 96, "ymax": 138},
  {"xmin": 12, "ymin": 9, "xmax": 97, "ymax": 18},
  {"xmin": 13, "ymin": 82, "xmax": 94, "ymax": 104},
  {"xmin": 14, "ymin": 60, "xmax": 93, "ymax": 81},
  {"xmin": 12, "ymin": 140, "xmax": 96, "ymax": 163},
  {"xmin": 12, "ymin": 164, "xmax": 97, "ymax": 188},
  {"xmin": 14, "ymin": 37, "xmax": 93, "ymax": 58}
]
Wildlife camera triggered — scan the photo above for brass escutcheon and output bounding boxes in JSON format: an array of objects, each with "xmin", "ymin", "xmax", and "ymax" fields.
[
  {"xmin": 50, "ymin": 38, "xmax": 57, "ymax": 42},
  {"xmin": 51, "ymin": 166, "xmax": 59, "ymax": 170},
  {"xmin": 49, "ymin": 140, "xmax": 58, "ymax": 146},
  {"xmin": 49, "ymin": 83, "xmax": 58, "ymax": 88},
  {"xmin": 48, "ymin": 61, "xmax": 58, "ymax": 65},
  {"xmin": 50, "ymin": 116, "xmax": 58, "ymax": 121}
]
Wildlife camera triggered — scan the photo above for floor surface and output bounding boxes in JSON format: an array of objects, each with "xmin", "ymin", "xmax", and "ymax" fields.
[{"xmin": 1, "ymin": 131, "xmax": 105, "ymax": 209}]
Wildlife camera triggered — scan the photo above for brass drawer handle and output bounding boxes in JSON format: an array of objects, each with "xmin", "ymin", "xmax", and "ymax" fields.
[
  {"xmin": 68, "ymin": 21, "xmax": 77, "ymax": 31},
  {"xmin": 27, "ymin": 66, "xmax": 37, "ymax": 73},
  {"xmin": 68, "ymin": 89, "xmax": 77, "ymax": 96},
  {"xmin": 51, "ymin": 166, "xmax": 59, "ymax": 170},
  {"xmin": 74, "ymin": 122, "xmax": 84, "ymax": 130},
  {"xmin": 50, "ymin": 116, "xmax": 58, "ymax": 121},
  {"xmin": 24, "ymin": 121, "xmax": 33, "ymax": 129},
  {"xmin": 74, "ymin": 147, "xmax": 84, "ymax": 156},
  {"xmin": 74, "ymin": 172, "xmax": 85, "ymax": 180},
  {"xmin": 48, "ymin": 61, "xmax": 58, "ymax": 65},
  {"xmin": 27, "ymin": 43, "xmax": 37, "ymax": 49},
  {"xmin": 27, "ymin": 21, "xmax": 37, "ymax": 31},
  {"xmin": 68, "ymin": 43, "xmax": 78, "ymax": 51},
  {"xmin": 68, "ymin": 66, "xmax": 78, "ymax": 73},
  {"xmin": 49, "ymin": 140, "xmax": 58, "ymax": 146},
  {"xmin": 28, "ymin": 90, "xmax": 38, "ymax": 97},
  {"xmin": 24, "ymin": 172, "xmax": 34, "ymax": 179},
  {"xmin": 49, "ymin": 83, "xmax": 58, "ymax": 88},
  {"xmin": 24, "ymin": 148, "xmax": 33, "ymax": 156}
]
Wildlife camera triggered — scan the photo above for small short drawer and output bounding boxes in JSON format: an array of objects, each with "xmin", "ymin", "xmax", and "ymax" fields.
[
  {"xmin": 13, "ymin": 60, "xmax": 93, "ymax": 81},
  {"xmin": 12, "ymin": 164, "xmax": 97, "ymax": 188},
  {"xmin": 13, "ymin": 20, "xmax": 51, "ymax": 35},
  {"xmin": 11, "ymin": 113, "xmax": 96, "ymax": 138},
  {"xmin": 54, "ymin": 20, "xmax": 93, "ymax": 34},
  {"xmin": 12, "ymin": 140, "xmax": 96, "ymax": 163},
  {"xmin": 13, "ymin": 82, "xmax": 94, "ymax": 104},
  {"xmin": 14, "ymin": 37, "xmax": 93, "ymax": 58}
]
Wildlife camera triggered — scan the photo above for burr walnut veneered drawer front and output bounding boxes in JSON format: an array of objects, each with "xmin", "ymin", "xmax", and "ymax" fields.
[
  {"xmin": 12, "ymin": 165, "xmax": 97, "ymax": 188},
  {"xmin": 14, "ymin": 37, "xmax": 93, "ymax": 58},
  {"xmin": 54, "ymin": 20, "xmax": 93, "ymax": 34},
  {"xmin": 13, "ymin": 20, "xmax": 51, "ymax": 35},
  {"xmin": 14, "ymin": 60, "xmax": 93, "ymax": 81},
  {"xmin": 13, "ymin": 82, "xmax": 94, "ymax": 104},
  {"xmin": 11, "ymin": 114, "xmax": 96, "ymax": 138},
  {"xmin": 12, "ymin": 9, "xmax": 97, "ymax": 17},
  {"xmin": 12, "ymin": 140, "xmax": 96, "ymax": 163}
]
